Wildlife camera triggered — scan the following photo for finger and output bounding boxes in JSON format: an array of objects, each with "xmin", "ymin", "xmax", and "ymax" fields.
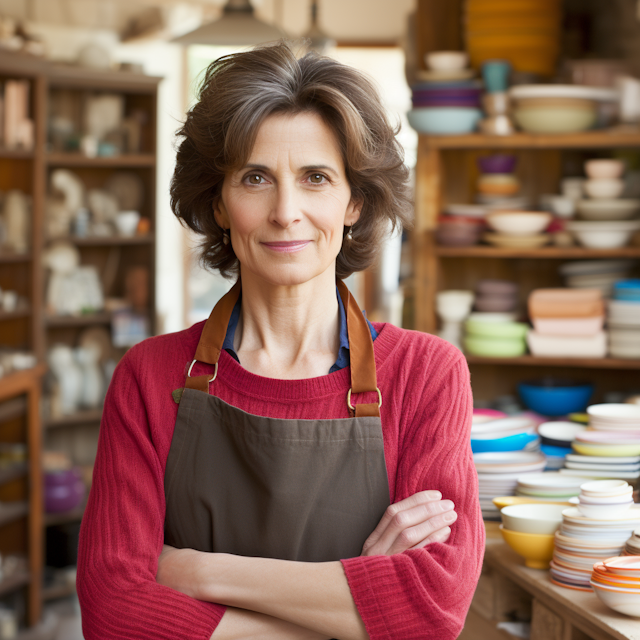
[
  {"xmin": 387, "ymin": 509, "xmax": 457, "ymax": 555},
  {"xmin": 409, "ymin": 526, "xmax": 451, "ymax": 550},
  {"xmin": 366, "ymin": 500, "xmax": 454, "ymax": 556},
  {"xmin": 364, "ymin": 491, "xmax": 443, "ymax": 547}
]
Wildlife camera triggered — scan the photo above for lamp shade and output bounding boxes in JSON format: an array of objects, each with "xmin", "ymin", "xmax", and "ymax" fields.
[{"xmin": 172, "ymin": 0, "xmax": 284, "ymax": 46}]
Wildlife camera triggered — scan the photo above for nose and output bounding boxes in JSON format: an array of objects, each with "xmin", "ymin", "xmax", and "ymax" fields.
[{"xmin": 268, "ymin": 182, "xmax": 302, "ymax": 229}]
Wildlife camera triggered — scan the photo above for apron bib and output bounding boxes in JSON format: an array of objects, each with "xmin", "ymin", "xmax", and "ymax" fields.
[{"xmin": 164, "ymin": 280, "xmax": 390, "ymax": 562}]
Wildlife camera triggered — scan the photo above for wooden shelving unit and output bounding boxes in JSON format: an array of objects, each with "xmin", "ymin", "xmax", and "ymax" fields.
[{"xmin": 0, "ymin": 48, "xmax": 160, "ymax": 627}]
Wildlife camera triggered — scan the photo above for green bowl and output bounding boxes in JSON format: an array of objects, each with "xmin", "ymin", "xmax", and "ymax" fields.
[
  {"xmin": 464, "ymin": 335, "xmax": 527, "ymax": 358},
  {"xmin": 465, "ymin": 320, "xmax": 529, "ymax": 339}
]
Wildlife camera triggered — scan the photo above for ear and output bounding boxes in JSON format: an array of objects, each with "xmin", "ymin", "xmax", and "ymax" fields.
[
  {"xmin": 345, "ymin": 195, "xmax": 363, "ymax": 227},
  {"xmin": 212, "ymin": 196, "xmax": 230, "ymax": 230}
]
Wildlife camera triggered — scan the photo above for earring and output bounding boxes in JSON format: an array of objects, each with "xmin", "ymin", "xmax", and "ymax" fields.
[
  {"xmin": 345, "ymin": 226, "xmax": 353, "ymax": 243},
  {"xmin": 222, "ymin": 229, "xmax": 230, "ymax": 245}
]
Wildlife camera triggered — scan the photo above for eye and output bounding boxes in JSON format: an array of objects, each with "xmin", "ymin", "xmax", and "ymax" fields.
[
  {"xmin": 308, "ymin": 173, "xmax": 327, "ymax": 184},
  {"xmin": 246, "ymin": 174, "xmax": 264, "ymax": 185}
]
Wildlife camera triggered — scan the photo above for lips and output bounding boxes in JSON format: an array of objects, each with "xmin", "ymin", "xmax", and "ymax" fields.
[{"xmin": 262, "ymin": 241, "xmax": 310, "ymax": 253}]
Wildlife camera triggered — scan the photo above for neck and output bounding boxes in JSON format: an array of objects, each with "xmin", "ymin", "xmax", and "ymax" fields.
[{"xmin": 234, "ymin": 267, "xmax": 340, "ymax": 378}]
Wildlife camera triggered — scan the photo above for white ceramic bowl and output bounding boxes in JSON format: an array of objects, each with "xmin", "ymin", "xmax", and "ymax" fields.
[
  {"xmin": 585, "ymin": 159, "xmax": 625, "ymax": 180},
  {"xmin": 576, "ymin": 199, "xmax": 640, "ymax": 221},
  {"xmin": 578, "ymin": 493, "xmax": 634, "ymax": 505},
  {"xmin": 501, "ymin": 503, "xmax": 566, "ymax": 534},
  {"xmin": 609, "ymin": 343, "xmax": 640, "ymax": 359},
  {"xmin": 547, "ymin": 195, "xmax": 576, "ymax": 218},
  {"xmin": 591, "ymin": 581, "xmax": 640, "ymax": 617},
  {"xmin": 577, "ymin": 501, "xmax": 634, "ymax": 519},
  {"xmin": 115, "ymin": 210, "xmax": 140, "ymax": 237},
  {"xmin": 538, "ymin": 422, "xmax": 586, "ymax": 444},
  {"xmin": 425, "ymin": 51, "xmax": 469, "ymax": 72},
  {"xmin": 584, "ymin": 179, "xmax": 625, "ymax": 200},
  {"xmin": 566, "ymin": 220, "xmax": 640, "ymax": 248},
  {"xmin": 486, "ymin": 211, "xmax": 551, "ymax": 236},
  {"xmin": 436, "ymin": 290, "xmax": 474, "ymax": 322},
  {"xmin": 587, "ymin": 404, "xmax": 640, "ymax": 424},
  {"xmin": 580, "ymin": 479, "xmax": 631, "ymax": 496},
  {"xmin": 603, "ymin": 556, "xmax": 640, "ymax": 577}
]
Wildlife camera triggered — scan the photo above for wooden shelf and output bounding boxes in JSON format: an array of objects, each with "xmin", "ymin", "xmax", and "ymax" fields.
[
  {"xmin": 0, "ymin": 571, "xmax": 30, "ymax": 598},
  {"xmin": 0, "ymin": 365, "xmax": 47, "ymax": 403},
  {"xmin": 466, "ymin": 355, "xmax": 640, "ymax": 369},
  {"xmin": 59, "ymin": 234, "xmax": 155, "ymax": 247},
  {"xmin": 0, "ymin": 463, "xmax": 28, "ymax": 486},
  {"xmin": 0, "ymin": 397, "xmax": 27, "ymax": 423},
  {"xmin": 44, "ymin": 409, "xmax": 102, "ymax": 430},
  {"xmin": 434, "ymin": 245, "xmax": 640, "ymax": 259},
  {"xmin": 0, "ymin": 309, "xmax": 30, "ymax": 321},
  {"xmin": 45, "ymin": 312, "xmax": 112, "ymax": 327},
  {"xmin": 44, "ymin": 500, "xmax": 86, "ymax": 528},
  {"xmin": 0, "ymin": 253, "xmax": 31, "ymax": 264},
  {"xmin": 0, "ymin": 502, "xmax": 28, "ymax": 528},
  {"xmin": 0, "ymin": 148, "xmax": 33, "ymax": 159},
  {"xmin": 46, "ymin": 153, "xmax": 155, "ymax": 168},
  {"xmin": 422, "ymin": 130, "xmax": 640, "ymax": 149}
]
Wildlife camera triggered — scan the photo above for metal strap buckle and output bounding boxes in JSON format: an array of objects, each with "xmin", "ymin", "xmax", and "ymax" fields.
[
  {"xmin": 346, "ymin": 387, "xmax": 382, "ymax": 411},
  {"xmin": 187, "ymin": 359, "xmax": 218, "ymax": 383}
]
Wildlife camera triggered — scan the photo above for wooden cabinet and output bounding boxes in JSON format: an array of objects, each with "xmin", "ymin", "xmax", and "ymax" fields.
[
  {"xmin": 0, "ymin": 50, "xmax": 160, "ymax": 626},
  {"xmin": 412, "ymin": 131, "xmax": 640, "ymax": 404}
]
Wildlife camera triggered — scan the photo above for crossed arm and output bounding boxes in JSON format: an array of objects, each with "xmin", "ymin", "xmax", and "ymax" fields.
[{"xmin": 156, "ymin": 490, "xmax": 457, "ymax": 639}]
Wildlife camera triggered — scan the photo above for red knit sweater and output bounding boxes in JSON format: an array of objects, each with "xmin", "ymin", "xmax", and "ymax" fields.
[{"xmin": 77, "ymin": 321, "xmax": 484, "ymax": 640}]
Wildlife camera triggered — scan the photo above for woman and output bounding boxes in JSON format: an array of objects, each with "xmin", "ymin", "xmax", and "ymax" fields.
[{"xmin": 77, "ymin": 42, "xmax": 483, "ymax": 639}]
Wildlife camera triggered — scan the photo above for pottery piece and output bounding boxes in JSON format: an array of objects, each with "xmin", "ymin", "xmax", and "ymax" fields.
[
  {"xmin": 3, "ymin": 190, "xmax": 30, "ymax": 254},
  {"xmin": 48, "ymin": 344, "xmax": 83, "ymax": 416}
]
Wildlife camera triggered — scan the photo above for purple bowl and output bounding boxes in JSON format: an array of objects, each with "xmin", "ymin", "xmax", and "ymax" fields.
[
  {"xmin": 413, "ymin": 97, "xmax": 481, "ymax": 108},
  {"xmin": 44, "ymin": 469, "xmax": 85, "ymax": 513},
  {"xmin": 413, "ymin": 88, "xmax": 483, "ymax": 99},
  {"xmin": 477, "ymin": 155, "xmax": 517, "ymax": 174}
]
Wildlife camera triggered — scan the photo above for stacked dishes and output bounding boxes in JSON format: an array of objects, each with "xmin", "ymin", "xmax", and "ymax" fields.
[
  {"xmin": 623, "ymin": 529, "xmax": 640, "ymax": 555},
  {"xmin": 436, "ymin": 213, "xmax": 485, "ymax": 247},
  {"xmin": 551, "ymin": 480, "xmax": 640, "ymax": 590},
  {"xmin": 515, "ymin": 472, "xmax": 586, "ymax": 501},
  {"xmin": 484, "ymin": 210, "xmax": 552, "ymax": 249},
  {"xmin": 527, "ymin": 289, "xmax": 607, "ymax": 358},
  {"xmin": 537, "ymin": 422, "xmax": 587, "ymax": 470},
  {"xmin": 499, "ymin": 503, "xmax": 565, "ymax": 569},
  {"xmin": 569, "ymin": 160, "xmax": 640, "ymax": 248},
  {"xmin": 470, "ymin": 416, "xmax": 538, "ymax": 455},
  {"xmin": 559, "ymin": 260, "xmax": 635, "ymax": 297},
  {"xmin": 473, "ymin": 279, "xmax": 519, "ymax": 313},
  {"xmin": 561, "ymin": 404, "xmax": 640, "ymax": 480},
  {"xmin": 608, "ymin": 283, "xmax": 640, "ymax": 359},
  {"xmin": 476, "ymin": 155, "xmax": 520, "ymax": 208},
  {"xmin": 509, "ymin": 85, "xmax": 618, "ymax": 133},
  {"xmin": 409, "ymin": 52, "xmax": 482, "ymax": 135},
  {"xmin": 474, "ymin": 448, "xmax": 546, "ymax": 520},
  {"xmin": 464, "ymin": 0, "xmax": 561, "ymax": 77},
  {"xmin": 592, "ymin": 557, "xmax": 640, "ymax": 617},
  {"xmin": 464, "ymin": 314, "xmax": 528, "ymax": 358}
]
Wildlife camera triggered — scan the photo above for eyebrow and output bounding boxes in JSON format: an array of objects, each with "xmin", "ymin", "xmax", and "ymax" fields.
[{"xmin": 242, "ymin": 163, "xmax": 339, "ymax": 175}]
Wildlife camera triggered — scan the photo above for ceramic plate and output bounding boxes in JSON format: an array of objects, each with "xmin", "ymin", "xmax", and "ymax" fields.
[
  {"xmin": 565, "ymin": 453, "xmax": 640, "ymax": 464},
  {"xmin": 509, "ymin": 84, "xmax": 618, "ymax": 101},
  {"xmin": 571, "ymin": 442, "xmax": 640, "ymax": 457}
]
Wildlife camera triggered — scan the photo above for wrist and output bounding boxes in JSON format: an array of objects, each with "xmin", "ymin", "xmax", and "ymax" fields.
[{"xmin": 198, "ymin": 552, "xmax": 237, "ymax": 603}]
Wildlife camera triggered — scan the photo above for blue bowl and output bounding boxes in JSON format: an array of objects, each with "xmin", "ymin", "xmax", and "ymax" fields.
[
  {"xmin": 407, "ymin": 107, "xmax": 482, "ymax": 135},
  {"xmin": 518, "ymin": 379, "xmax": 594, "ymax": 417},
  {"xmin": 470, "ymin": 431, "xmax": 538, "ymax": 453},
  {"xmin": 540, "ymin": 443, "xmax": 571, "ymax": 458}
]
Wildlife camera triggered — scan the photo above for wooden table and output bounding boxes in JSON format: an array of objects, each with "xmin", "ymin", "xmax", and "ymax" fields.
[{"xmin": 459, "ymin": 523, "xmax": 640, "ymax": 640}]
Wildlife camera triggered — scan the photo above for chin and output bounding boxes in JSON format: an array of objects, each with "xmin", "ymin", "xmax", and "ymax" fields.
[{"xmin": 243, "ymin": 262, "xmax": 335, "ymax": 288}]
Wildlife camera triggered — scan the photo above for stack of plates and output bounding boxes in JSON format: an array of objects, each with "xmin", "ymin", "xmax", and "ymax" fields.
[
  {"xmin": 559, "ymin": 260, "xmax": 635, "ymax": 297},
  {"xmin": 624, "ymin": 529, "xmax": 640, "ymax": 555},
  {"xmin": 551, "ymin": 507, "xmax": 640, "ymax": 590},
  {"xmin": 591, "ymin": 557, "xmax": 640, "ymax": 617},
  {"xmin": 470, "ymin": 416, "xmax": 538, "ymax": 454},
  {"xmin": 475, "ymin": 451, "xmax": 546, "ymax": 520},
  {"xmin": 588, "ymin": 403, "xmax": 640, "ymax": 431},
  {"xmin": 562, "ymin": 452, "xmax": 640, "ymax": 480},
  {"xmin": 515, "ymin": 472, "xmax": 586, "ymax": 501},
  {"xmin": 609, "ymin": 286, "xmax": 640, "ymax": 358}
]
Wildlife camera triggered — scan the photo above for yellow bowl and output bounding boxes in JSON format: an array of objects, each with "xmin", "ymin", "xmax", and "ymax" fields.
[
  {"xmin": 499, "ymin": 524, "xmax": 555, "ymax": 569},
  {"xmin": 492, "ymin": 496, "xmax": 572, "ymax": 510},
  {"xmin": 573, "ymin": 442, "xmax": 640, "ymax": 457}
]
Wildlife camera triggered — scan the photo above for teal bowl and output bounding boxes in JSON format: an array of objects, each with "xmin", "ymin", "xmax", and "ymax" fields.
[{"xmin": 407, "ymin": 107, "xmax": 482, "ymax": 135}]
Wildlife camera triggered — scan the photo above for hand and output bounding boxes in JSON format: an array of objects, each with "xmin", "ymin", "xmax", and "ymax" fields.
[
  {"xmin": 156, "ymin": 544, "xmax": 208, "ymax": 600},
  {"xmin": 361, "ymin": 490, "xmax": 456, "ymax": 556}
]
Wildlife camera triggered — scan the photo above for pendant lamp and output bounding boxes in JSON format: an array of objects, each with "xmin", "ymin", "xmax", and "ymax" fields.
[
  {"xmin": 171, "ymin": 0, "xmax": 284, "ymax": 46},
  {"xmin": 304, "ymin": 0, "xmax": 335, "ymax": 54}
]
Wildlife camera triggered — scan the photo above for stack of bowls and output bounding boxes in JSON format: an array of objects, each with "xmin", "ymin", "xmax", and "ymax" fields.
[
  {"xmin": 473, "ymin": 279, "xmax": 519, "ymax": 313},
  {"xmin": 515, "ymin": 472, "xmax": 586, "ymax": 501},
  {"xmin": 559, "ymin": 260, "xmax": 635, "ymax": 297},
  {"xmin": 464, "ymin": 317, "xmax": 528, "ymax": 358},
  {"xmin": 476, "ymin": 155, "xmax": 520, "ymax": 207},
  {"xmin": 483, "ymin": 210, "xmax": 551, "ymax": 249},
  {"xmin": 592, "ymin": 557, "xmax": 640, "ymax": 617},
  {"xmin": 537, "ymin": 421, "xmax": 587, "ymax": 469},
  {"xmin": 499, "ymin": 503, "xmax": 565, "ymax": 569},
  {"xmin": 527, "ymin": 288, "xmax": 607, "ymax": 358},
  {"xmin": 435, "ymin": 214, "xmax": 485, "ymax": 247},
  {"xmin": 623, "ymin": 528, "xmax": 640, "ymax": 555},
  {"xmin": 551, "ymin": 481, "xmax": 640, "ymax": 590},
  {"xmin": 408, "ymin": 52, "xmax": 482, "ymax": 135},
  {"xmin": 464, "ymin": 0, "xmax": 561, "ymax": 77},
  {"xmin": 474, "ymin": 449, "xmax": 546, "ymax": 520},
  {"xmin": 608, "ymin": 283, "xmax": 640, "ymax": 359},
  {"xmin": 509, "ymin": 85, "xmax": 618, "ymax": 133},
  {"xmin": 569, "ymin": 159, "xmax": 640, "ymax": 248},
  {"xmin": 470, "ymin": 416, "xmax": 539, "ymax": 455}
]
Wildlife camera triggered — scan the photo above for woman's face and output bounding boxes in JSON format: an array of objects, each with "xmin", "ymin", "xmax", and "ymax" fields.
[{"xmin": 215, "ymin": 111, "xmax": 361, "ymax": 287}]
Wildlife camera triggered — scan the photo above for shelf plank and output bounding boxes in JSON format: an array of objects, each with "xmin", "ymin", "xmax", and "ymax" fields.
[
  {"xmin": 44, "ymin": 409, "xmax": 102, "ymax": 430},
  {"xmin": 0, "ymin": 148, "xmax": 34, "ymax": 159},
  {"xmin": 422, "ymin": 130, "xmax": 640, "ymax": 149},
  {"xmin": 44, "ymin": 500, "xmax": 86, "ymax": 528},
  {"xmin": 0, "ymin": 571, "xmax": 30, "ymax": 598},
  {"xmin": 46, "ymin": 153, "xmax": 156, "ymax": 168},
  {"xmin": 0, "ymin": 397, "xmax": 27, "ymax": 423},
  {"xmin": 0, "ymin": 501, "xmax": 29, "ymax": 528},
  {"xmin": 466, "ymin": 355, "xmax": 640, "ymax": 369},
  {"xmin": 0, "ymin": 309, "xmax": 31, "ymax": 322},
  {"xmin": 434, "ymin": 245, "xmax": 640, "ymax": 259},
  {"xmin": 0, "ymin": 365, "xmax": 47, "ymax": 402},
  {"xmin": 0, "ymin": 253, "xmax": 32, "ymax": 264},
  {"xmin": 0, "ymin": 463, "xmax": 28, "ymax": 486},
  {"xmin": 45, "ymin": 312, "xmax": 112, "ymax": 327},
  {"xmin": 60, "ymin": 234, "xmax": 155, "ymax": 247}
]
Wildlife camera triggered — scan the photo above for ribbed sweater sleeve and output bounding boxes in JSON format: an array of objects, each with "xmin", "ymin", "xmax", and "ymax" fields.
[
  {"xmin": 341, "ymin": 347, "xmax": 484, "ymax": 640},
  {"xmin": 76, "ymin": 352, "xmax": 225, "ymax": 640}
]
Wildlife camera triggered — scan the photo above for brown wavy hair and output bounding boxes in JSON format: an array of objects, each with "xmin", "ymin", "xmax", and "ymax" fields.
[{"xmin": 170, "ymin": 41, "xmax": 412, "ymax": 279}]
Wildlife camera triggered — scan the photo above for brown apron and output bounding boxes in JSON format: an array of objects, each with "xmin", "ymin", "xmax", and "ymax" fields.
[{"xmin": 164, "ymin": 280, "xmax": 390, "ymax": 563}]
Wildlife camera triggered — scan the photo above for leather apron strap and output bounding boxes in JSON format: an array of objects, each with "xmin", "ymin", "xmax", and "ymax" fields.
[{"xmin": 184, "ymin": 279, "xmax": 381, "ymax": 418}]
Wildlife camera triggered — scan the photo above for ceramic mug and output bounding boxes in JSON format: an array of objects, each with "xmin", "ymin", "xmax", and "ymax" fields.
[{"xmin": 482, "ymin": 60, "xmax": 511, "ymax": 94}]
